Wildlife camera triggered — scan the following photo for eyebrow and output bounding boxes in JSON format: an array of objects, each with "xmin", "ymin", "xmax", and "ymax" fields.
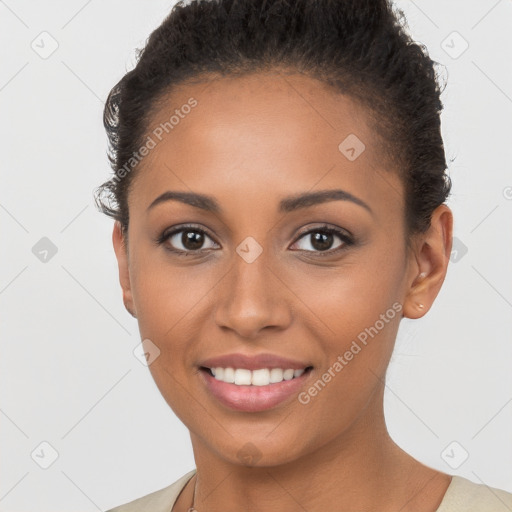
[{"xmin": 147, "ymin": 189, "xmax": 372, "ymax": 215}]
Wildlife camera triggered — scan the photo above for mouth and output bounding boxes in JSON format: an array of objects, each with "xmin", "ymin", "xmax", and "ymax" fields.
[
  {"xmin": 201, "ymin": 366, "xmax": 313, "ymax": 385},
  {"xmin": 198, "ymin": 365, "xmax": 314, "ymax": 412}
]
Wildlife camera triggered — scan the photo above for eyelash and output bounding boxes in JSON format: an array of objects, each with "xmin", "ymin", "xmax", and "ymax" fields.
[{"xmin": 155, "ymin": 223, "xmax": 354, "ymax": 258}]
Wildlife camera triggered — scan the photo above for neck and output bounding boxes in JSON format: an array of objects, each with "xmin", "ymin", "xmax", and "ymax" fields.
[{"xmin": 180, "ymin": 383, "xmax": 450, "ymax": 512}]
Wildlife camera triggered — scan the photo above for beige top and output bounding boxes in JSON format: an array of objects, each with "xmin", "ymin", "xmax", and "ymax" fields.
[{"xmin": 105, "ymin": 470, "xmax": 512, "ymax": 512}]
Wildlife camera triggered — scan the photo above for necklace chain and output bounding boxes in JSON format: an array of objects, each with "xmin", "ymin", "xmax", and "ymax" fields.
[{"xmin": 189, "ymin": 475, "xmax": 197, "ymax": 511}]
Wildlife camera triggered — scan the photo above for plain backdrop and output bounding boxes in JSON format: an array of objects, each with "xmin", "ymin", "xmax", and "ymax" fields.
[{"xmin": 1, "ymin": 0, "xmax": 511, "ymax": 510}]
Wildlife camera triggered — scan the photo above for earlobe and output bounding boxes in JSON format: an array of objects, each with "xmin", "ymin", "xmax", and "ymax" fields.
[
  {"xmin": 403, "ymin": 205, "xmax": 453, "ymax": 319},
  {"xmin": 112, "ymin": 221, "xmax": 137, "ymax": 318}
]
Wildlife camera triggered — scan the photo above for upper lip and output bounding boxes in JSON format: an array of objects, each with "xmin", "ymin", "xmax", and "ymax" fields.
[{"xmin": 199, "ymin": 353, "xmax": 312, "ymax": 371}]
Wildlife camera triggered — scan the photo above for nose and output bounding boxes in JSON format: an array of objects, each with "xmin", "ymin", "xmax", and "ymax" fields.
[{"xmin": 214, "ymin": 250, "xmax": 292, "ymax": 339}]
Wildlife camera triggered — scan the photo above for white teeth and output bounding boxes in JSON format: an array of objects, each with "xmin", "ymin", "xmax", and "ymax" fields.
[
  {"xmin": 269, "ymin": 368, "xmax": 283, "ymax": 383},
  {"xmin": 251, "ymin": 368, "xmax": 270, "ymax": 386},
  {"xmin": 283, "ymin": 369, "xmax": 294, "ymax": 380},
  {"xmin": 210, "ymin": 367, "xmax": 307, "ymax": 385},
  {"xmin": 223, "ymin": 367, "xmax": 235, "ymax": 383},
  {"xmin": 234, "ymin": 368, "xmax": 252, "ymax": 385}
]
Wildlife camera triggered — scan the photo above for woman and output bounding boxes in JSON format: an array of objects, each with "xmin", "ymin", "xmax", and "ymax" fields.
[{"xmin": 95, "ymin": 0, "xmax": 512, "ymax": 510}]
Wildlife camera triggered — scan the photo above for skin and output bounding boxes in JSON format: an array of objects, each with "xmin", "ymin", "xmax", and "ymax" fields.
[{"xmin": 112, "ymin": 70, "xmax": 453, "ymax": 511}]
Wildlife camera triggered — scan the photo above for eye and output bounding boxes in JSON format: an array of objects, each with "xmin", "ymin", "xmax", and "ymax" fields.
[
  {"xmin": 156, "ymin": 224, "xmax": 219, "ymax": 255},
  {"xmin": 156, "ymin": 224, "xmax": 353, "ymax": 256},
  {"xmin": 290, "ymin": 225, "xmax": 353, "ymax": 255}
]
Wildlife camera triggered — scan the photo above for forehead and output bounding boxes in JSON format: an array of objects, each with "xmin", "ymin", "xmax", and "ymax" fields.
[{"xmin": 128, "ymin": 71, "xmax": 403, "ymax": 218}]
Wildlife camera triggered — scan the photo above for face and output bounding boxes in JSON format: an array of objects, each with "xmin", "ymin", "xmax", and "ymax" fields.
[{"xmin": 113, "ymin": 71, "xmax": 434, "ymax": 467}]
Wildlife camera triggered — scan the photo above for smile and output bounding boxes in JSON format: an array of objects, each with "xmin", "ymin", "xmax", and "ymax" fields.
[
  {"xmin": 199, "ymin": 365, "xmax": 313, "ymax": 412},
  {"xmin": 207, "ymin": 367, "xmax": 307, "ymax": 385}
]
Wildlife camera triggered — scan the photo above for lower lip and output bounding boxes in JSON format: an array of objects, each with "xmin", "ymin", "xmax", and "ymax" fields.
[{"xmin": 199, "ymin": 368, "xmax": 311, "ymax": 412}]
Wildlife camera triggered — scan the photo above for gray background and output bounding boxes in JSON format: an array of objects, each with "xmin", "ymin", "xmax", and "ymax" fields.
[{"xmin": 1, "ymin": 0, "xmax": 511, "ymax": 510}]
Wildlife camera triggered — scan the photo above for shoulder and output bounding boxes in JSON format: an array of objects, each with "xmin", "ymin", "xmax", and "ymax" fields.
[
  {"xmin": 437, "ymin": 475, "xmax": 512, "ymax": 512},
  {"xmin": 105, "ymin": 469, "xmax": 196, "ymax": 512}
]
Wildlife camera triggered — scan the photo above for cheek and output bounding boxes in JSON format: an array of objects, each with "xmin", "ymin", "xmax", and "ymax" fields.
[
  {"xmin": 282, "ymin": 249, "xmax": 405, "ymax": 397},
  {"xmin": 293, "ymin": 274, "xmax": 403, "ymax": 446},
  {"xmin": 129, "ymin": 245, "xmax": 218, "ymax": 339},
  {"xmin": 283, "ymin": 254, "xmax": 404, "ymax": 344}
]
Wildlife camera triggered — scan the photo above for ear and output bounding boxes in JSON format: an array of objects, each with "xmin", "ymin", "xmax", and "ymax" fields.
[
  {"xmin": 403, "ymin": 204, "xmax": 453, "ymax": 319},
  {"xmin": 112, "ymin": 221, "xmax": 137, "ymax": 318}
]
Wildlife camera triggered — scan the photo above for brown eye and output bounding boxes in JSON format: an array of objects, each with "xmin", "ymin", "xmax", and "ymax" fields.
[
  {"xmin": 291, "ymin": 226, "xmax": 353, "ymax": 254},
  {"xmin": 179, "ymin": 230, "xmax": 206, "ymax": 251},
  {"xmin": 159, "ymin": 226, "xmax": 219, "ymax": 254}
]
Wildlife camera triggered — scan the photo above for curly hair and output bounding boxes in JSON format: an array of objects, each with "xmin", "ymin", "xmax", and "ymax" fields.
[{"xmin": 94, "ymin": 0, "xmax": 451, "ymax": 239}]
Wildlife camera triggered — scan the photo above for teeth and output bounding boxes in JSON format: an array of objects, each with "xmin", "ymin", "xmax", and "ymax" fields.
[
  {"xmin": 269, "ymin": 368, "xmax": 283, "ymax": 383},
  {"xmin": 210, "ymin": 367, "xmax": 307, "ymax": 385},
  {"xmin": 234, "ymin": 369, "xmax": 252, "ymax": 385},
  {"xmin": 223, "ymin": 367, "xmax": 235, "ymax": 383},
  {"xmin": 283, "ymin": 369, "xmax": 294, "ymax": 380},
  {"xmin": 251, "ymin": 368, "xmax": 270, "ymax": 386}
]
